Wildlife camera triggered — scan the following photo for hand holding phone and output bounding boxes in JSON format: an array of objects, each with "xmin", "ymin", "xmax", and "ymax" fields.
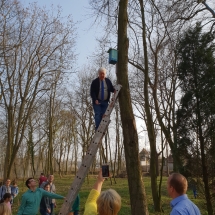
[{"xmin": 102, "ymin": 164, "xmax": 109, "ymax": 178}]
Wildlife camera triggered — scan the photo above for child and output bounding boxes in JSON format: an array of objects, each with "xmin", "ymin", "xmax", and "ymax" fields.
[
  {"xmin": 69, "ymin": 194, "xmax": 80, "ymax": 215},
  {"xmin": 39, "ymin": 173, "xmax": 47, "ymax": 187},
  {"xmin": 192, "ymin": 185, "xmax": 197, "ymax": 199},
  {"xmin": 40, "ymin": 183, "xmax": 52, "ymax": 215},
  {"xmin": 11, "ymin": 179, "xmax": 19, "ymax": 204},
  {"xmin": 0, "ymin": 202, "xmax": 11, "ymax": 215},
  {"xmin": 0, "ymin": 193, "xmax": 12, "ymax": 212}
]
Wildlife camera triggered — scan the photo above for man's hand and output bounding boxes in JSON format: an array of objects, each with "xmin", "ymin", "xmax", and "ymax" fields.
[
  {"xmin": 95, "ymin": 100, "xmax": 100, "ymax": 105},
  {"xmin": 111, "ymin": 90, "xmax": 117, "ymax": 101},
  {"xmin": 47, "ymin": 209, "xmax": 51, "ymax": 213}
]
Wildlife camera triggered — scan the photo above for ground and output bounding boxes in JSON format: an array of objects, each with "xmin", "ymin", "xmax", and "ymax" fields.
[{"xmin": 11, "ymin": 174, "xmax": 207, "ymax": 215}]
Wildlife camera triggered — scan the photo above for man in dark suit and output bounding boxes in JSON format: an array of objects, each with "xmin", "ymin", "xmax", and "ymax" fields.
[{"xmin": 90, "ymin": 67, "xmax": 115, "ymax": 129}]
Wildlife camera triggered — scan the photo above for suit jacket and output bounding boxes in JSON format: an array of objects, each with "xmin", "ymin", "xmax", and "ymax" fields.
[{"xmin": 90, "ymin": 77, "xmax": 114, "ymax": 104}]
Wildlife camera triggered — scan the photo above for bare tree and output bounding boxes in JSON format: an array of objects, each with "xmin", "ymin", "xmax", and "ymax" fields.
[
  {"xmin": 116, "ymin": 0, "xmax": 149, "ymax": 214},
  {"xmin": 0, "ymin": 0, "xmax": 76, "ymax": 179}
]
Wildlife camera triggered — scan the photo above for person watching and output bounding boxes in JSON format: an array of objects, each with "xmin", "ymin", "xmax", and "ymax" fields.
[
  {"xmin": 0, "ymin": 193, "xmax": 12, "ymax": 212},
  {"xmin": 40, "ymin": 174, "xmax": 56, "ymax": 215},
  {"xmin": 17, "ymin": 178, "xmax": 64, "ymax": 215},
  {"xmin": 10, "ymin": 179, "xmax": 19, "ymax": 204},
  {"xmin": 68, "ymin": 193, "xmax": 80, "ymax": 215},
  {"xmin": 0, "ymin": 202, "xmax": 11, "ymax": 215},
  {"xmin": 83, "ymin": 169, "xmax": 121, "ymax": 215},
  {"xmin": 39, "ymin": 173, "xmax": 47, "ymax": 187},
  {"xmin": 167, "ymin": 173, "xmax": 201, "ymax": 215},
  {"xmin": 40, "ymin": 182, "xmax": 52, "ymax": 215},
  {"xmin": 0, "ymin": 179, "xmax": 12, "ymax": 201}
]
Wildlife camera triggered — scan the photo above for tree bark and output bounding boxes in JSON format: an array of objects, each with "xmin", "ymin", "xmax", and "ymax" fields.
[
  {"xmin": 138, "ymin": 0, "xmax": 162, "ymax": 211},
  {"xmin": 47, "ymin": 95, "xmax": 54, "ymax": 175},
  {"xmin": 194, "ymin": 75, "xmax": 213, "ymax": 215},
  {"xmin": 117, "ymin": 0, "xmax": 148, "ymax": 214}
]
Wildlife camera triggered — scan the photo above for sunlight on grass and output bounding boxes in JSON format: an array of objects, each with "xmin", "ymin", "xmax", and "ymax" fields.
[{"xmin": 11, "ymin": 175, "xmax": 208, "ymax": 215}]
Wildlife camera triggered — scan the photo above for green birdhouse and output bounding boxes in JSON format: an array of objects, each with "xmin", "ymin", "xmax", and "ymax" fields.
[{"xmin": 108, "ymin": 48, "xmax": 118, "ymax": 65}]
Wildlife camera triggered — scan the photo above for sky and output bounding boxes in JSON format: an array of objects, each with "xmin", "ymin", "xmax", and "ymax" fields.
[
  {"xmin": 22, "ymin": 0, "xmax": 101, "ymax": 68},
  {"xmin": 21, "ymin": 0, "xmax": 148, "ymax": 150}
]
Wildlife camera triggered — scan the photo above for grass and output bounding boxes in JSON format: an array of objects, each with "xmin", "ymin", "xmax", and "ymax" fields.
[{"xmin": 11, "ymin": 175, "xmax": 208, "ymax": 215}]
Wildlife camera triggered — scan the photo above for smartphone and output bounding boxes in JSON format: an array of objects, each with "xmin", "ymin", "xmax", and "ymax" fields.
[{"xmin": 102, "ymin": 164, "xmax": 109, "ymax": 178}]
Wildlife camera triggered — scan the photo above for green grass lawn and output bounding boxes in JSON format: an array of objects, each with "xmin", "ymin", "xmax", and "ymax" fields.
[{"xmin": 12, "ymin": 175, "xmax": 208, "ymax": 215}]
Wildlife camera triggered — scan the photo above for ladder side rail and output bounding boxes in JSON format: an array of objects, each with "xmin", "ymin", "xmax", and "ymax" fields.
[{"xmin": 58, "ymin": 85, "xmax": 122, "ymax": 215}]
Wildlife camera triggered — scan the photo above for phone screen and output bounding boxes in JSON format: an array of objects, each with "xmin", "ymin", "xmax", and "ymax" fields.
[{"xmin": 102, "ymin": 165, "xmax": 109, "ymax": 178}]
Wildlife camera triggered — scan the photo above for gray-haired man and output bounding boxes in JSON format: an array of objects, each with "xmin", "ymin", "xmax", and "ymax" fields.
[{"xmin": 90, "ymin": 67, "xmax": 115, "ymax": 129}]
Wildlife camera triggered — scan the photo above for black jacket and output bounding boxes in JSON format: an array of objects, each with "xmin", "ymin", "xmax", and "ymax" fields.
[
  {"xmin": 40, "ymin": 196, "xmax": 51, "ymax": 211},
  {"xmin": 90, "ymin": 77, "xmax": 114, "ymax": 104}
]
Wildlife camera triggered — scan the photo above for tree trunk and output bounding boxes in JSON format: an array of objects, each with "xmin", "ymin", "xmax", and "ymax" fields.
[
  {"xmin": 117, "ymin": 1, "xmax": 148, "ymax": 214},
  {"xmin": 196, "ymin": 97, "xmax": 213, "ymax": 215},
  {"xmin": 47, "ymin": 95, "xmax": 54, "ymax": 175},
  {"xmin": 4, "ymin": 106, "xmax": 14, "ymax": 180},
  {"xmin": 198, "ymin": 125, "xmax": 213, "ymax": 215},
  {"xmin": 138, "ymin": 0, "xmax": 161, "ymax": 211},
  {"xmin": 74, "ymin": 133, "xmax": 78, "ymax": 175}
]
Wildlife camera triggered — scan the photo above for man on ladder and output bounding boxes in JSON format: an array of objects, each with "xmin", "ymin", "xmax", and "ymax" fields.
[
  {"xmin": 58, "ymin": 79, "xmax": 121, "ymax": 215},
  {"xmin": 90, "ymin": 67, "xmax": 115, "ymax": 130}
]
